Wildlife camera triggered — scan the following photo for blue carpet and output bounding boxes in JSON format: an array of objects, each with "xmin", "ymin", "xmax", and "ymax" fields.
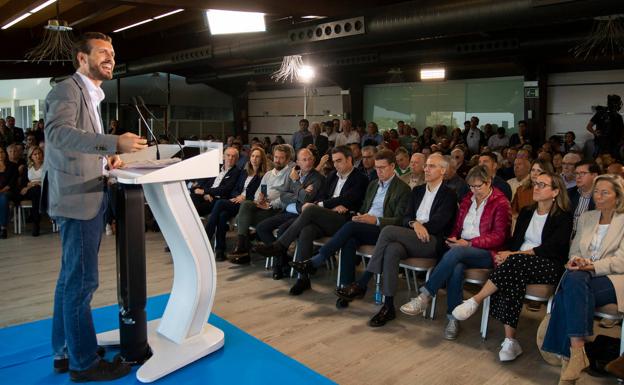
[{"xmin": 0, "ymin": 294, "xmax": 336, "ymax": 385}]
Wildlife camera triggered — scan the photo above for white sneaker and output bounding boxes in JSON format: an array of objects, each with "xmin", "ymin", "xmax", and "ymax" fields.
[
  {"xmin": 499, "ymin": 338, "xmax": 523, "ymax": 361},
  {"xmin": 400, "ymin": 296, "xmax": 429, "ymax": 316},
  {"xmin": 452, "ymin": 297, "xmax": 479, "ymax": 321},
  {"xmin": 105, "ymin": 224, "xmax": 113, "ymax": 236}
]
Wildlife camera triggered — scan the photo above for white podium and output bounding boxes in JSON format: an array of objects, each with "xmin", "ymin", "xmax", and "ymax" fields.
[{"xmin": 97, "ymin": 144, "xmax": 224, "ymax": 383}]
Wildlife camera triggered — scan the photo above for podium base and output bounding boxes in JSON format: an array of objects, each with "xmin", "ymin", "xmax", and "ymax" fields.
[{"xmin": 97, "ymin": 319, "xmax": 225, "ymax": 383}]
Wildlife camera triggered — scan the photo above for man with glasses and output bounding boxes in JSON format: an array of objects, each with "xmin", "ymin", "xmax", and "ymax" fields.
[
  {"xmin": 561, "ymin": 153, "xmax": 581, "ymax": 189},
  {"xmin": 260, "ymin": 149, "xmax": 409, "ymax": 297},
  {"xmin": 361, "ymin": 145, "xmax": 378, "ymax": 181},
  {"xmin": 568, "ymin": 160, "xmax": 599, "ymax": 235},
  {"xmin": 333, "ymin": 153, "xmax": 457, "ymax": 324}
]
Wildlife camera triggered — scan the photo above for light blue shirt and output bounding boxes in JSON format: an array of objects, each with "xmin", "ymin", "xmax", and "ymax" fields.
[{"xmin": 367, "ymin": 176, "xmax": 394, "ymax": 221}]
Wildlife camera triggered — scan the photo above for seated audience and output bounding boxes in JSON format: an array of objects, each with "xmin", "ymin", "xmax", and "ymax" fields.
[
  {"xmin": 563, "ymin": 131, "xmax": 581, "ymax": 153},
  {"xmin": 190, "ymin": 147, "xmax": 240, "ymax": 216},
  {"xmin": 512, "ymin": 159, "xmax": 554, "ymax": 216},
  {"xmin": 332, "ymin": 153, "xmax": 457, "ymax": 325},
  {"xmin": 361, "ymin": 122, "xmax": 383, "ymax": 147},
  {"xmin": 20, "ymin": 147, "xmax": 44, "ymax": 236},
  {"xmin": 399, "ymin": 152, "xmax": 425, "ymax": 188},
  {"xmin": 302, "ymin": 122, "xmax": 329, "ymax": 162},
  {"xmin": 444, "ymin": 156, "xmax": 469, "ymax": 201},
  {"xmin": 561, "ymin": 153, "xmax": 581, "ymax": 189},
  {"xmin": 399, "ymin": 165, "xmax": 511, "ymax": 340},
  {"xmin": 542, "ymin": 174, "xmax": 624, "ymax": 385},
  {"xmin": 394, "ymin": 147, "xmax": 410, "ymax": 176},
  {"xmin": 452, "ymin": 172, "xmax": 572, "ymax": 361},
  {"xmin": 552, "ymin": 152, "xmax": 563, "ymax": 174},
  {"xmin": 0, "ymin": 146, "xmax": 18, "ymax": 238},
  {"xmin": 227, "ymin": 144, "xmax": 292, "ymax": 262},
  {"xmin": 349, "ymin": 142, "xmax": 363, "ymax": 170},
  {"xmin": 255, "ymin": 148, "xmax": 325, "ymax": 273},
  {"xmin": 335, "ymin": 120, "xmax": 360, "ymax": 147},
  {"xmin": 488, "ymin": 126, "xmax": 509, "ymax": 152},
  {"xmin": 507, "ymin": 157, "xmax": 530, "ymax": 199},
  {"xmin": 255, "ymin": 149, "xmax": 405, "ymax": 295},
  {"xmin": 568, "ymin": 160, "xmax": 599, "ymax": 236},
  {"xmin": 361, "ymin": 146, "xmax": 378, "ymax": 182},
  {"xmin": 478, "ymin": 152, "xmax": 513, "ymax": 200},
  {"xmin": 451, "ymin": 147, "xmax": 470, "ymax": 179},
  {"xmin": 497, "ymin": 147, "xmax": 517, "ymax": 181},
  {"xmin": 206, "ymin": 147, "xmax": 268, "ymax": 261}
]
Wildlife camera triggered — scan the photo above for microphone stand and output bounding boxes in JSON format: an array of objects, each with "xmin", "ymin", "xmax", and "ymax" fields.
[
  {"xmin": 137, "ymin": 96, "xmax": 184, "ymax": 160},
  {"xmin": 132, "ymin": 96, "xmax": 160, "ymax": 160}
]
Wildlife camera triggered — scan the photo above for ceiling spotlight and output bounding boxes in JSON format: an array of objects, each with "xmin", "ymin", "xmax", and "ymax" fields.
[
  {"xmin": 297, "ymin": 65, "xmax": 315, "ymax": 83},
  {"xmin": 420, "ymin": 68, "xmax": 446, "ymax": 80}
]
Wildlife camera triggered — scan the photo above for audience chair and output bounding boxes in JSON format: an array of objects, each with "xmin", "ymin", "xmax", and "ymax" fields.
[
  {"xmin": 479, "ymin": 283, "xmax": 555, "ymax": 341},
  {"xmin": 13, "ymin": 200, "xmax": 33, "ymax": 235},
  {"xmin": 463, "ymin": 268, "xmax": 493, "ymax": 340},
  {"xmin": 595, "ymin": 304, "xmax": 624, "ymax": 355},
  {"xmin": 400, "ymin": 258, "xmax": 438, "ymax": 318}
]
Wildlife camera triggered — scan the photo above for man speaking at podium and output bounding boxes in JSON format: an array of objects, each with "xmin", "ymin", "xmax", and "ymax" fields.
[{"xmin": 43, "ymin": 32, "xmax": 147, "ymax": 382}]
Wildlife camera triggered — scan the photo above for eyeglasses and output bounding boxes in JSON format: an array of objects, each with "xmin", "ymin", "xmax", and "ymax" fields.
[
  {"xmin": 534, "ymin": 182, "xmax": 552, "ymax": 190},
  {"xmin": 468, "ymin": 183, "xmax": 485, "ymax": 190}
]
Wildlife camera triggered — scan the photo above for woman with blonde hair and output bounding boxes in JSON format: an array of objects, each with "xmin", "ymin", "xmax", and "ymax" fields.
[
  {"xmin": 20, "ymin": 146, "xmax": 45, "ymax": 236},
  {"xmin": 542, "ymin": 174, "xmax": 624, "ymax": 384},
  {"xmin": 452, "ymin": 171, "xmax": 572, "ymax": 362},
  {"xmin": 206, "ymin": 147, "xmax": 268, "ymax": 261}
]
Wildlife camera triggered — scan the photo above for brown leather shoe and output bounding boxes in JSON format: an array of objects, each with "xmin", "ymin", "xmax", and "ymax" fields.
[
  {"xmin": 368, "ymin": 305, "xmax": 396, "ymax": 327},
  {"xmin": 335, "ymin": 282, "xmax": 366, "ymax": 301},
  {"xmin": 606, "ymin": 354, "xmax": 624, "ymax": 379},
  {"xmin": 560, "ymin": 346, "xmax": 589, "ymax": 381}
]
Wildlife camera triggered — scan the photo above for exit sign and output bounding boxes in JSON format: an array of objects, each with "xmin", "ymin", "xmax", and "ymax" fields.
[{"xmin": 525, "ymin": 87, "xmax": 539, "ymax": 98}]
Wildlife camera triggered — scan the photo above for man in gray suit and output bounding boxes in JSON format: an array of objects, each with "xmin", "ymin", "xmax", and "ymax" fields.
[{"xmin": 45, "ymin": 32, "xmax": 147, "ymax": 382}]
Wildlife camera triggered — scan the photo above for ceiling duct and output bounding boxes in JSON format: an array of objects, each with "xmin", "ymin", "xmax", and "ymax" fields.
[
  {"xmin": 116, "ymin": 0, "xmax": 624, "ymax": 77},
  {"xmin": 288, "ymin": 17, "xmax": 366, "ymax": 43}
]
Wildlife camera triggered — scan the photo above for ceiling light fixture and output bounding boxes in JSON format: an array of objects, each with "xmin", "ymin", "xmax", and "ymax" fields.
[
  {"xmin": 206, "ymin": 9, "xmax": 265, "ymax": 35},
  {"xmin": 113, "ymin": 9, "xmax": 184, "ymax": 33},
  {"xmin": 420, "ymin": 68, "xmax": 446, "ymax": 80},
  {"xmin": 2, "ymin": 0, "xmax": 57, "ymax": 30}
]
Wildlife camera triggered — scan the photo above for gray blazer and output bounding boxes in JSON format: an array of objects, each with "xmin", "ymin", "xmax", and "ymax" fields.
[
  {"xmin": 276, "ymin": 169, "xmax": 325, "ymax": 212},
  {"xmin": 43, "ymin": 73, "xmax": 119, "ymax": 220}
]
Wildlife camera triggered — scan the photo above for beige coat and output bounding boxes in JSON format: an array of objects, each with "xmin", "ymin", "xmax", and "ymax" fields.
[{"xmin": 570, "ymin": 210, "xmax": 624, "ymax": 312}]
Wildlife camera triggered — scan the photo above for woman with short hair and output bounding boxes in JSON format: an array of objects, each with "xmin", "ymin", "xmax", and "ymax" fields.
[{"xmin": 400, "ymin": 165, "xmax": 511, "ymax": 340}]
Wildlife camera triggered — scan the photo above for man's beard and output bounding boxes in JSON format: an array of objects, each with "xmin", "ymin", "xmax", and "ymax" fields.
[{"xmin": 88, "ymin": 60, "xmax": 113, "ymax": 81}]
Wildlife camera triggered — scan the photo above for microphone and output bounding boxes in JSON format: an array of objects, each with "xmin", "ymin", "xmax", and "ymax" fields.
[
  {"xmin": 137, "ymin": 96, "xmax": 184, "ymax": 160},
  {"xmin": 132, "ymin": 96, "xmax": 160, "ymax": 160}
]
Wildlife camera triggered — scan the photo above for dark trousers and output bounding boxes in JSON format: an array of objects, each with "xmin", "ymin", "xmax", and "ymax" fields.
[
  {"xmin": 276, "ymin": 205, "xmax": 349, "ymax": 262},
  {"xmin": 235, "ymin": 200, "xmax": 280, "ymax": 235},
  {"xmin": 256, "ymin": 212, "xmax": 298, "ymax": 244},
  {"xmin": 205, "ymin": 199, "xmax": 240, "ymax": 251},
  {"xmin": 22, "ymin": 185, "xmax": 42, "ymax": 225},
  {"xmin": 489, "ymin": 254, "xmax": 562, "ymax": 328},
  {"xmin": 366, "ymin": 225, "xmax": 437, "ymax": 296},
  {"xmin": 191, "ymin": 193, "xmax": 214, "ymax": 217}
]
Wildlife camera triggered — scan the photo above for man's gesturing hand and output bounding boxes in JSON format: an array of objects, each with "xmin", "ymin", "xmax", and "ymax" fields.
[{"xmin": 117, "ymin": 133, "xmax": 148, "ymax": 153}]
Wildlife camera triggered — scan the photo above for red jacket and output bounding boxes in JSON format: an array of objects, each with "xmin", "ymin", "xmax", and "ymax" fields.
[{"xmin": 450, "ymin": 187, "xmax": 511, "ymax": 265}]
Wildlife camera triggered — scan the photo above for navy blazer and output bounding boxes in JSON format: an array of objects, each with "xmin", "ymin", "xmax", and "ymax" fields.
[
  {"xmin": 231, "ymin": 170, "xmax": 262, "ymax": 200},
  {"xmin": 197, "ymin": 165, "xmax": 241, "ymax": 199},
  {"xmin": 567, "ymin": 187, "xmax": 595, "ymax": 213},
  {"xmin": 509, "ymin": 206, "xmax": 573, "ymax": 265},
  {"xmin": 402, "ymin": 183, "xmax": 458, "ymax": 254},
  {"xmin": 319, "ymin": 168, "xmax": 368, "ymax": 212}
]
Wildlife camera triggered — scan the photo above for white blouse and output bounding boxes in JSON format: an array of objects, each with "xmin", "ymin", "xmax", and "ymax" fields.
[
  {"xmin": 519, "ymin": 211, "xmax": 548, "ymax": 251},
  {"xmin": 589, "ymin": 224, "xmax": 610, "ymax": 261},
  {"xmin": 28, "ymin": 166, "xmax": 43, "ymax": 183}
]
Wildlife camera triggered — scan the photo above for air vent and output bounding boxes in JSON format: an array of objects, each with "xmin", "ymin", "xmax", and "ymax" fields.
[
  {"xmin": 170, "ymin": 45, "xmax": 212, "ymax": 64},
  {"xmin": 289, "ymin": 17, "xmax": 365, "ymax": 44},
  {"xmin": 456, "ymin": 39, "xmax": 519, "ymax": 53}
]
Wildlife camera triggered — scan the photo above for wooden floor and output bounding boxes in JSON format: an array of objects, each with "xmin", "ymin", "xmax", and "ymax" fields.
[{"xmin": 0, "ymin": 222, "xmax": 618, "ymax": 385}]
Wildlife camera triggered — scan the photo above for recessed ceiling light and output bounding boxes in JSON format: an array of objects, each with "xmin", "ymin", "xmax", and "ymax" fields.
[
  {"xmin": 206, "ymin": 9, "xmax": 266, "ymax": 35},
  {"xmin": 420, "ymin": 68, "xmax": 446, "ymax": 80}
]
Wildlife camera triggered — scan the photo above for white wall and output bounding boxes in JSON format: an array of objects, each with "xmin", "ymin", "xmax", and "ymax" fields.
[
  {"xmin": 547, "ymin": 69, "xmax": 624, "ymax": 145},
  {"xmin": 248, "ymin": 86, "xmax": 344, "ymax": 143}
]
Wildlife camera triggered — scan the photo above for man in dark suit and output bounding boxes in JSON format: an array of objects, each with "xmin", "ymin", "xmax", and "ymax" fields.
[
  {"xmin": 190, "ymin": 146, "xmax": 241, "ymax": 216},
  {"xmin": 254, "ymin": 145, "xmax": 369, "ymax": 292},
  {"xmin": 568, "ymin": 160, "xmax": 599, "ymax": 235},
  {"xmin": 263, "ymin": 149, "xmax": 409, "ymax": 296},
  {"xmin": 255, "ymin": 148, "xmax": 325, "ymax": 271},
  {"xmin": 479, "ymin": 152, "xmax": 513, "ymax": 201},
  {"xmin": 302, "ymin": 122, "xmax": 329, "ymax": 164},
  {"xmin": 333, "ymin": 154, "xmax": 457, "ymax": 323},
  {"xmin": 5, "ymin": 116, "xmax": 24, "ymax": 144},
  {"xmin": 45, "ymin": 32, "xmax": 147, "ymax": 381}
]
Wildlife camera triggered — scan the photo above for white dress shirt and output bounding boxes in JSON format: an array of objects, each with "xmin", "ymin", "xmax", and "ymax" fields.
[
  {"xmin": 520, "ymin": 210, "xmax": 548, "ymax": 251},
  {"xmin": 415, "ymin": 181, "xmax": 441, "ymax": 224},
  {"xmin": 76, "ymin": 71, "xmax": 106, "ymax": 174}
]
